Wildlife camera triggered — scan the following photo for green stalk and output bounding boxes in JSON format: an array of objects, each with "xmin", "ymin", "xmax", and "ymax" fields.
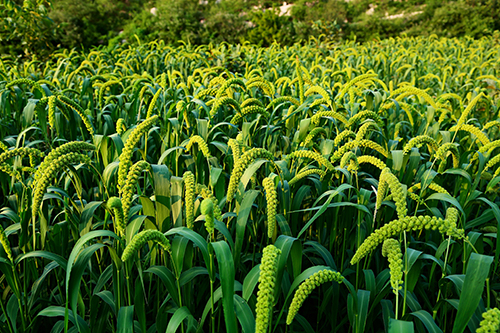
[
  {"xmin": 125, "ymin": 261, "xmax": 132, "ymax": 306},
  {"xmin": 356, "ymin": 209, "xmax": 362, "ymax": 290},
  {"xmin": 12, "ymin": 266, "xmax": 26, "ymax": 331},
  {"xmin": 0, "ymin": 290, "xmax": 14, "ymax": 333},
  {"xmin": 395, "ymin": 287, "xmax": 399, "ymax": 320},
  {"xmin": 209, "ymin": 252, "xmax": 215, "ymax": 333},
  {"xmin": 433, "ymin": 235, "xmax": 451, "ymax": 320},
  {"xmin": 402, "ymin": 231, "xmax": 408, "ymax": 317},
  {"xmin": 117, "ymin": 267, "xmax": 121, "ymax": 310},
  {"xmin": 486, "ymin": 278, "xmax": 491, "ymax": 309}
]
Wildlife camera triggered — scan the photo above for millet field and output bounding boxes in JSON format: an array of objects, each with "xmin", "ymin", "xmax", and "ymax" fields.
[{"xmin": 0, "ymin": 34, "xmax": 500, "ymax": 333}]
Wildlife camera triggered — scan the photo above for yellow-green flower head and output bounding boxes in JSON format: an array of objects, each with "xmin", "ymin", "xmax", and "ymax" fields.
[
  {"xmin": 332, "ymin": 139, "xmax": 388, "ymax": 162},
  {"xmin": 183, "ymin": 171, "xmax": 196, "ymax": 229},
  {"xmin": 201, "ymin": 198, "xmax": 215, "ymax": 235},
  {"xmin": 47, "ymin": 95, "xmax": 56, "ymax": 130},
  {"xmin": 210, "ymin": 97, "xmax": 241, "ymax": 117},
  {"xmin": 230, "ymin": 105, "xmax": 270, "ymax": 125},
  {"xmin": 287, "ymin": 150, "xmax": 334, "ymax": 171},
  {"xmin": 0, "ymin": 225, "xmax": 13, "ymax": 263},
  {"xmin": 263, "ymin": 177, "xmax": 277, "ymax": 238},
  {"xmin": 246, "ymin": 78, "xmax": 274, "ymax": 96},
  {"xmin": 195, "ymin": 184, "xmax": 223, "ymax": 221},
  {"xmin": 146, "ymin": 88, "xmax": 162, "ymax": 118},
  {"xmin": 116, "ymin": 118, "xmax": 127, "ymax": 135},
  {"xmin": 351, "ymin": 207, "xmax": 463, "ymax": 265},
  {"xmin": 108, "ymin": 197, "xmax": 125, "ymax": 234},
  {"xmin": 347, "ymin": 111, "xmax": 383, "ymax": 128},
  {"xmin": 0, "ymin": 147, "xmax": 45, "ymax": 167},
  {"xmin": 375, "ymin": 168, "xmax": 407, "ymax": 220},
  {"xmin": 334, "ymin": 129, "xmax": 356, "ymax": 147},
  {"xmin": 302, "ymin": 127, "xmax": 327, "ymax": 147},
  {"xmin": 216, "ymin": 78, "xmax": 246, "ymax": 99},
  {"xmin": 33, "ymin": 141, "xmax": 94, "ymax": 189},
  {"xmin": 121, "ymin": 161, "xmax": 151, "ymax": 226},
  {"xmin": 403, "ymin": 135, "xmax": 439, "ymax": 155},
  {"xmin": 121, "ymin": 230, "xmax": 171, "ymax": 261},
  {"xmin": 57, "ymin": 95, "xmax": 95, "ymax": 135},
  {"xmin": 476, "ymin": 308, "xmax": 500, "ymax": 333},
  {"xmin": 0, "ymin": 163, "xmax": 22, "ymax": 181},
  {"xmin": 340, "ymin": 151, "xmax": 359, "ymax": 173},
  {"xmin": 6, "ymin": 78, "xmax": 45, "ymax": 96},
  {"xmin": 227, "ymin": 148, "xmax": 274, "ymax": 202},
  {"xmin": 436, "ymin": 143, "xmax": 460, "ymax": 172},
  {"xmin": 228, "ymin": 139, "xmax": 242, "ymax": 164},
  {"xmin": 0, "ymin": 141, "xmax": 8, "ymax": 152},
  {"xmin": 355, "ymin": 121, "xmax": 380, "ymax": 141},
  {"xmin": 117, "ymin": 115, "xmax": 158, "ymax": 193},
  {"xmin": 449, "ymin": 124, "xmax": 490, "ymax": 146},
  {"xmin": 311, "ymin": 110, "xmax": 348, "ymax": 126},
  {"xmin": 255, "ymin": 245, "xmax": 281, "ymax": 333},
  {"xmin": 286, "ymin": 269, "xmax": 344, "ymax": 325},
  {"xmin": 241, "ymin": 97, "xmax": 264, "ymax": 109},
  {"xmin": 382, "ymin": 238, "xmax": 403, "ymax": 295},
  {"xmin": 186, "ymin": 135, "xmax": 211, "ymax": 158},
  {"xmin": 32, "ymin": 152, "xmax": 91, "ymax": 219},
  {"xmin": 289, "ymin": 168, "xmax": 326, "ymax": 186},
  {"xmin": 357, "ymin": 155, "xmax": 387, "ymax": 170}
]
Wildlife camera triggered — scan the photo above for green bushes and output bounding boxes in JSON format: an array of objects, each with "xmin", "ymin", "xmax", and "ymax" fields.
[{"xmin": 3, "ymin": 0, "xmax": 500, "ymax": 58}]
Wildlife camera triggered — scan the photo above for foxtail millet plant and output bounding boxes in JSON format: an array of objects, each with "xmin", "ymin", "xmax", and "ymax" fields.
[
  {"xmin": 121, "ymin": 229, "xmax": 171, "ymax": 261},
  {"xmin": 201, "ymin": 198, "xmax": 215, "ymax": 236},
  {"xmin": 108, "ymin": 197, "xmax": 125, "ymax": 235},
  {"xmin": 262, "ymin": 177, "xmax": 277, "ymax": 238},
  {"xmin": 183, "ymin": 171, "xmax": 196, "ymax": 229},
  {"xmin": 227, "ymin": 148, "xmax": 274, "ymax": 202},
  {"xmin": 255, "ymin": 245, "xmax": 281, "ymax": 333},
  {"xmin": 351, "ymin": 207, "xmax": 463, "ymax": 264},
  {"xmin": 286, "ymin": 269, "xmax": 344, "ymax": 325},
  {"xmin": 121, "ymin": 161, "xmax": 151, "ymax": 224},
  {"xmin": 186, "ymin": 135, "xmax": 211, "ymax": 158},
  {"xmin": 117, "ymin": 115, "xmax": 158, "ymax": 193},
  {"xmin": 476, "ymin": 308, "xmax": 500, "ymax": 333}
]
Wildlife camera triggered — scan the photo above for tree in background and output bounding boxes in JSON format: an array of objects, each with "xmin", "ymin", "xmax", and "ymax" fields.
[
  {"xmin": 0, "ymin": 0, "xmax": 55, "ymax": 57},
  {"xmin": 49, "ymin": 0, "xmax": 140, "ymax": 50}
]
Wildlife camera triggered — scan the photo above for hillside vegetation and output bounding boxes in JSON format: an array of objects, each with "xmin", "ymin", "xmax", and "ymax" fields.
[{"xmin": 1, "ymin": 0, "xmax": 500, "ymax": 58}]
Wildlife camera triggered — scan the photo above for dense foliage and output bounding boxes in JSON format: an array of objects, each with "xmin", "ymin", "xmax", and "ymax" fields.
[
  {"xmin": 0, "ymin": 35, "xmax": 500, "ymax": 332},
  {"xmin": 2, "ymin": 0, "xmax": 500, "ymax": 58}
]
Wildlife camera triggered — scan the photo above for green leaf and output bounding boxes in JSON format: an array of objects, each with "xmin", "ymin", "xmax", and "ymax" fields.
[
  {"xmin": 425, "ymin": 193, "xmax": 465, "ymax": 217},
  {"xmin": 411, "ymin": 310, "xmax": 443, "ymax": 333},
  {"xmin": 388, "ymin": 318, "xmax": 414, "ymax": 333},
  {"xmin": 64, "ymin": 230, "xmax": 119, "ymax": 333},
  {"xmin": 16, "ymin": 250, "xmax": 67, "ymax": 269},
  {"xmin": 151, "ymin": 164, "xmax": 172, "ymax": 232},
  {"xmin": 234, "ymin": 190, "xmax": 259, "ymax": 268},
  {"xmin": 145, "ymin": 266, "xmax": 180, "ymax": 307},
  {"xmin": 38, "ymin": 306, "xmax": 90, "ymax": 333},
  {"xmin": 166, "ymin": 227, "xmax": 211, "ymax": 277},
  {"xmin": 94, "ymin": 291, "xmax": 116, "ymax": 315},
  {"xmin": 242, "ymin": 264, "xmax": 261, "ymax": 301},
  {"xmin": 347, "ymin": 289, "xmax": 370, "ymax": 333},
  {"xmin": 451, "ymin": 253, "xmax": 493, "ymax": 333},
  {"xmin": 7, "ymin": 294, "xmax": 18, "ymax": 333},
  {"xmin": 234, "ymin": 295, "xmax": 255, "ymax": 333},
  {"xmin": 296, "ymin": 184, "xmax": 354, "ymax": 238},
  {"xmin": 166, "ymin": 306, "xmax": 196, "ymax": 333},
  {"xmin": 476, "ymin": 197, "xmax": 500, "ymax": 273},
  {"xmin": 117, "ymin": 306, "xmax": 134, "ymax": 333},
  {"xmin": 170, "ymin": 176, "xmax": 183, "ymax": 228},
  {"xmin": 210, "ymin": 241, "xmax": 237, "ymax": 332}
]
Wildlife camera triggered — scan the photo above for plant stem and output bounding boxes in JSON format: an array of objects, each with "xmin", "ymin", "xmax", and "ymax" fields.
[{"xmin": 402, "ymin": 231, "xmax": 408, "ymax": 317}]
